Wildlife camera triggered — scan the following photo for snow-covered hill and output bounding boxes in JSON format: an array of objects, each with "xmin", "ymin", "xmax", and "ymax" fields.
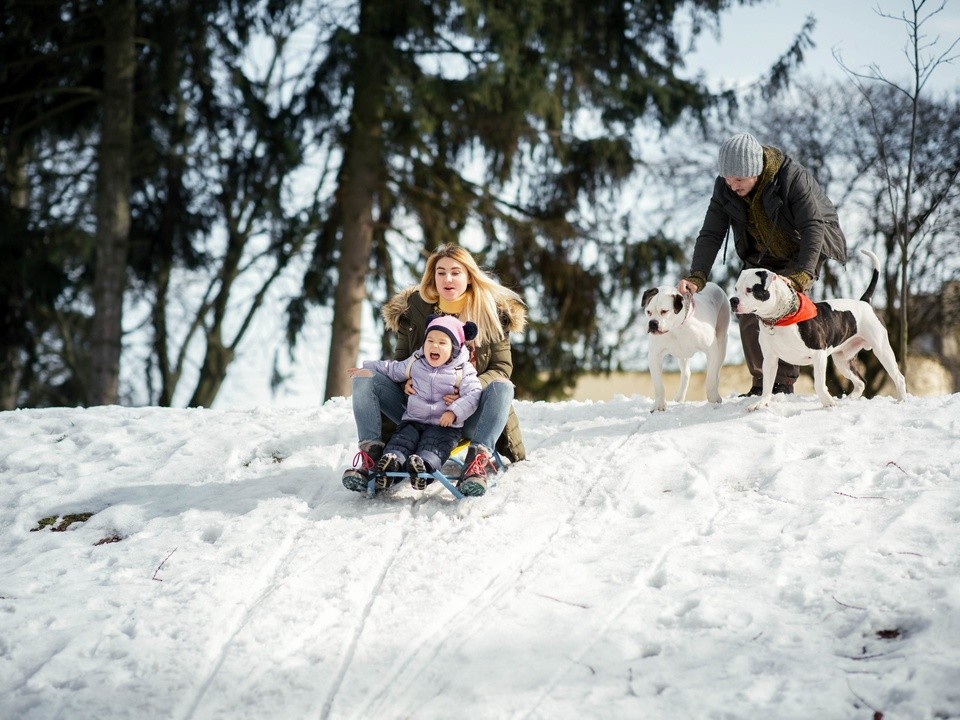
[{"xmin": 1, "ymin": 393, "xmax": 958, "ymax": 719}]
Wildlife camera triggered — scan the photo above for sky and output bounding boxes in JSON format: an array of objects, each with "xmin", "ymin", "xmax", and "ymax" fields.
[
  {"xmin": 2, "ymin": 391, "xmax": 959, "ymax": 719},
  {"xmin": 688, "ymin": 0, "xmax": 960, "ymax": 92}
]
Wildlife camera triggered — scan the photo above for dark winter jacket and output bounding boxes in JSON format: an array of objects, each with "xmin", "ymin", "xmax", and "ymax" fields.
[
  {"xmin": 690, "ymin": 148, "xmax": 847, "ymax": 280},
  {"xmin": 382, "ymin": 286, "xmax": 527, "ymax": 462},
  {"xmin": 362, "ymin": 344, "xmax": 482, "ymax": 428}
]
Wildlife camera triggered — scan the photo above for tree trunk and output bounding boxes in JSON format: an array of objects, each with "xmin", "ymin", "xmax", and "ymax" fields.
[
  {"xmin": 0, "ymin": 346, "xmax": 19, "ymax": 411},
  {"xmin": 188, "ymin": 332, "xmax": 234, "ymax": 408},
  {"xmin": 325, "ymin": 154, "xmax": 378, "ymax": 400},
  {"xmin": 153, "ymin": 80, "xmax": 188, "ymax": 407},
  {"xmin": 186, "ymin": 221, "xmax": 245, "ymax": 407},
  {"xmin": 90, "ymin": 0, "xmax": 135, "ymax": 405},
  {"xmin": 323, "ymin": 1, "xmax": 387, "ymax": 400},
  {"xmin": 0, "ymin": 149, "xmax": 28, "ymax": 409}
]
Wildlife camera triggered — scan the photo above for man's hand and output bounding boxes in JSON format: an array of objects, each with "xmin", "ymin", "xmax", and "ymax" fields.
[
  {"xmin": 442, "ymin": 388, "xmax": 460, "ymax": 404},
  {"xmin": 785, "ymin": 270, "xmax": 813, "ymax": 293},
  {"xmin": 676, "ymin": 278, "xmax": 699, "ymax": 295},
  {"xmin": 347, "ymin": 368, "xmax": 373, "ymax": 378},
  {"xmin": 404, "ymin": 378, "xmax": 416, "ymax": 396}
]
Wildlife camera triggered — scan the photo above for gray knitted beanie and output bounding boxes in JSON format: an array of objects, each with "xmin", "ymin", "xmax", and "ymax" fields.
[{"xmin": 717, "ymin": 133, "xmax": 763, "ymax": 177}]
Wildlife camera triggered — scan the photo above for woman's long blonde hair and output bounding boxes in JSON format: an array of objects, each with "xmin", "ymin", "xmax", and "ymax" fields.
[{"xmin": 418, "ymin": 245, "xmax": 524, "ymax": 346}]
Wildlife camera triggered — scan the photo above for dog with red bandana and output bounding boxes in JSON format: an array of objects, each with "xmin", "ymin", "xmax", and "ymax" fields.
[{"xmin": 729, "ymin": 249, "xmax": 907, "ymax": 410}]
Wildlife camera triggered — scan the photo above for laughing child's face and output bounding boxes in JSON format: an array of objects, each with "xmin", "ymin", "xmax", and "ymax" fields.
[{"xmin": 424, "ymin": 329, "xmax": 453, "ymax": 367}]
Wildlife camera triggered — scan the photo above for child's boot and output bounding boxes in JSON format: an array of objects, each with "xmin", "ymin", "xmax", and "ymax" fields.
[
  {"xmin": 375, "ymin": 453, "xmax": 403, "ymax": 491},
  {"xmin": 407, "ymin": 455, "xmax": 434, "ymax": 490}
]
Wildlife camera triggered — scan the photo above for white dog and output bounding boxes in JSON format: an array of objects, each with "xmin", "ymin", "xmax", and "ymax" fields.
[
  {"xmin": 642, "ymin": 282, "xmax": 730, "ymax": 412},
  {"xmin": 729, "ymin": 249, "xmax": 907, "ymax": 410}
]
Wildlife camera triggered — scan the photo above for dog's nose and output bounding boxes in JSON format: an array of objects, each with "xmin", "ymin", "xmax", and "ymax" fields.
[
  {"xmin": 730, "ymin": 297, "xmax": 739, "ymax": 310},
  {"xmin": 648, "ymin": 320, "xmax": 658, "ymax": 333}
]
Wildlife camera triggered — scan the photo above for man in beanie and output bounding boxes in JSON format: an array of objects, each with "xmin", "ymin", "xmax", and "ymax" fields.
[
  {"xmin": 677, "ymin": 132, "xmax": 848, "ymax": 395},
  {"xmin": 346, "ymin": 315, "xmax": 483, "ymax": 492}
]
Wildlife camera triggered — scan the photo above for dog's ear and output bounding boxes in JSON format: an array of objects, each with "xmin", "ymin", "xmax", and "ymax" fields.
[
  {"xmin": 641, "ymin": 288, "xmax": 658, "ymax": 307},
  {"xmin": 673, "ymin": 293, "xmax": 685, "ymax": 314}
]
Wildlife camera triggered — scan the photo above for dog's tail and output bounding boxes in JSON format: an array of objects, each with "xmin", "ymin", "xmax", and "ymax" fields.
[{"xmin": 859, "ymin": 248, "xmax": 881, "ymax": 303}]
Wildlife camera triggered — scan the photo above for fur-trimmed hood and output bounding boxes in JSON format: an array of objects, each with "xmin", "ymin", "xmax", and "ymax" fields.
[
  {"xmin": 383, "ymin": 287, "xmax": 420, "ymax": 333},
  {"xmin": 382, "ymin": 286, "xmax": 526, "ymax": 335}
]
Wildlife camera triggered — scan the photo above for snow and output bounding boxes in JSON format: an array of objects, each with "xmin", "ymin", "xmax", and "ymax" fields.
[{"xmin": 1, "ymin": 392, "xmax": 959, "ymax": 720}]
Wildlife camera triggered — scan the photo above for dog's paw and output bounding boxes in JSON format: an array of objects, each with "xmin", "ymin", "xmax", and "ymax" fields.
[
  {"xmin": 651, "ymin": 402, "xmax": 667, "ymax": 413},
  {"xmin": 747, "ymin": 399, "xmax": 770, "ymax": 412}
]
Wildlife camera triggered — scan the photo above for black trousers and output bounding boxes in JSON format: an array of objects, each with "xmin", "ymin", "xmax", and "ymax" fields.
[{"xmin": 383, "ymin": 420, "xmax": 461, "ymax": 471}]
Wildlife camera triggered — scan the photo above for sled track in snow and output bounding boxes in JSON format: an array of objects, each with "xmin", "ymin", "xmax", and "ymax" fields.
[
  {"xmin": 517, "ymin": 457, "xmax": 728, "ymax": 720},
  {"xmin": 317, "ymin": 531, "xmax": 409, "ymax": 720},
  {"xmin": 178, "ymin": 483, "xmax": 330, "ymax": 720},
  {"xmin": 317, "ymin": 496, "xmax": 429, "ymax": 720},
  {"xmin": 350, "ymin": 417, "xmax": 653, "ymax": 719}
]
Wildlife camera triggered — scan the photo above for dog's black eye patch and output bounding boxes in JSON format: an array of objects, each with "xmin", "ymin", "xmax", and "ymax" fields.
[
  {"xmin": 751, "ymin": 283, "xmax": 770, "ymax": 301},
  {"xmin": 673, "ymin": 294, "xmax": 684, "ymax": 314},
  {"xmin": 751, "ymin": 271, "xmax": 771, "ymax": 302}
]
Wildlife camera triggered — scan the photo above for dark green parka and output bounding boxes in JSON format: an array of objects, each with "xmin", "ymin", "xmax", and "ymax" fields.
[
  {"xmin": 690, "ymin": 147, "xmax": 847, "ymax": 280},
  {"xmin": 382, "ymin": 286, "xmax": 527, "ymax": 462}
]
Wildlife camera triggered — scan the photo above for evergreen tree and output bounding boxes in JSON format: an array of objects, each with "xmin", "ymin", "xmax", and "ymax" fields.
[
  {"xmin": 295, "ymin": 0, "xmax": 812, "ymax": 399},
  {"xmin": 2, "ymin": 1, "xmax": 328, "ymax": 408},
  {"xmin": 0, "ymin": 1, "xmax": 102, "ymax": 408}
]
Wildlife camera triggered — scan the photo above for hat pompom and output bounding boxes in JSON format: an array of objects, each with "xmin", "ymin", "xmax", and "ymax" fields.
[{"xmin": 463, "ymin": 321, "xmax": 478, "ymax": 342}]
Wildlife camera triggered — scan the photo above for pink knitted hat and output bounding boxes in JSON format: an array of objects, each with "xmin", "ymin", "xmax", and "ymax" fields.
[{"xmin": 425, "ymin": 315, "xmax": 478, "ymax": 355}]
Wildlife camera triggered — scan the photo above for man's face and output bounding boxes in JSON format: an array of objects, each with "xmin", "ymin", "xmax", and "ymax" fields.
[{"xmin": 724, "ymin": 175, "xmax": 759, "ymax": 197}]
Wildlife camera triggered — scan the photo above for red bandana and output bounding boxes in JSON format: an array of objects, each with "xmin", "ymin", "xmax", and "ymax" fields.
[{"xmin": 774, "ymin": 292, "xmax": 818, "ymax": 326}]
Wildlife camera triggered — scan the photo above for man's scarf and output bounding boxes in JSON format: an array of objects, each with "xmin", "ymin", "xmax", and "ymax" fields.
[{"xmin": 746, "ymin": 147, "xmax": 800, "ymax": 260}]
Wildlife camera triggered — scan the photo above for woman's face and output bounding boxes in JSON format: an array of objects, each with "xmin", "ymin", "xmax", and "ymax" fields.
[{"xmin": 434, "ymin": 257, "xmax": 470, "ymax": 302}]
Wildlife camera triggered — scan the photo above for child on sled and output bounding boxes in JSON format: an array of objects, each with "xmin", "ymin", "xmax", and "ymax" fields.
[{"xmin": 346, "ymin": 315, "xmax": 482, "ymax": 492}]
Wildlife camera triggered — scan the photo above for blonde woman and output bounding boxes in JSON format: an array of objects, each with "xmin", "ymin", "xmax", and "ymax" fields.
[{"xmin": 343, "ymin": 245, "xmax": 526, "ymax": 496}]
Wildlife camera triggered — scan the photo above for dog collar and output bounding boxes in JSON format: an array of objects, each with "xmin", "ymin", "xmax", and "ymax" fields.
[{"xmin": 765, "ymin": 291, "xmax": 818, "ymax": 326}]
